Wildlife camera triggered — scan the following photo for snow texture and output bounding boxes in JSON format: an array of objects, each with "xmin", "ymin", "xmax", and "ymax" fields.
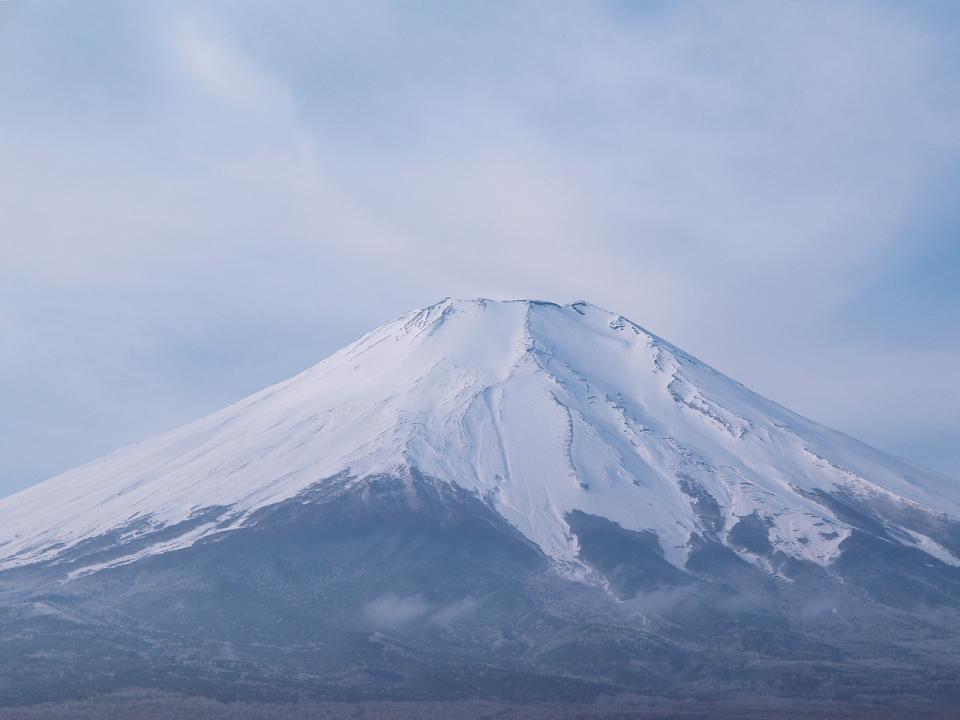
[{"xmin": 2, "ymin": 299, "xmax": 958, "ymax": 574}]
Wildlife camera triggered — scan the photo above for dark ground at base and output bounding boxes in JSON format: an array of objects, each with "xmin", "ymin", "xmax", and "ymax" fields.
[{"xmin": 0, "ymin": 691, "xmax": 953, "ymax": 720}]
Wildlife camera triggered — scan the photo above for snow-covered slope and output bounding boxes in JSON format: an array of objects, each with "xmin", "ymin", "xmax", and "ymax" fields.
[{"xmin": 2, "ymin": 298, "xmax": 958, "ymax": 575}]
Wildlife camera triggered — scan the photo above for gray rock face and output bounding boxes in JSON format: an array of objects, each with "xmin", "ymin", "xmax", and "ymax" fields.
[{"xmin": 2, "ymin": 473, "xmax": 960, "ymax": 709}]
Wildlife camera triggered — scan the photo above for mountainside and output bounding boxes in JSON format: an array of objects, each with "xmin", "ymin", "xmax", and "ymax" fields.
[
  {"xmin": 2, "ymin": 298, "xmax": 960, "ymax": 713},
  {"xmin": 3, "ymin": 298, "xmax": 958, "ymax": 575}
]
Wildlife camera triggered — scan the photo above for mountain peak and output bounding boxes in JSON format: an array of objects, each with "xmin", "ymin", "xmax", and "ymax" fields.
[{"xmin": 2, "ymin": 298, "xmax": 959, "ymax": 578}]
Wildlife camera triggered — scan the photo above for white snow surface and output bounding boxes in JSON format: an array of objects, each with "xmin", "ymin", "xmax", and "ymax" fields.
[{"xmin": 2, "ymin": 298, "xmax": 959, "ymax": 573}]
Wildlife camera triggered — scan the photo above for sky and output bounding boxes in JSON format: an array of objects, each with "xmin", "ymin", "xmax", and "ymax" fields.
[{"xmin": 1, "ymin": 0, "xmax": 959, "ymax": 497}]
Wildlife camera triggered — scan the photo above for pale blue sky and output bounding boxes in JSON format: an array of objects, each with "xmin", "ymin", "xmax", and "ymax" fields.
[{"xmin": 1, "ymin": 0, "xmax": 959, "ymax": 496}]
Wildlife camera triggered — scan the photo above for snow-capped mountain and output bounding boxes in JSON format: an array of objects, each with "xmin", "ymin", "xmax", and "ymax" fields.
[
  {"xmin": 3, "ymin": 299, "xmax": 960, "ymax": 709},
  {"xmin": 0, "ymin": 299, "xmax": 960, "ymax": 580},
  {"xmin": 2, "ymin": 298, "xmax": 958, "ymax": 576}
]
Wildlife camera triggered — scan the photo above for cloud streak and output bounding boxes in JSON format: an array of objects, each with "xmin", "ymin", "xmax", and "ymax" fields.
[{"xmin": 361, "ymin": 594, "xmax": 479, "ymax": 631}]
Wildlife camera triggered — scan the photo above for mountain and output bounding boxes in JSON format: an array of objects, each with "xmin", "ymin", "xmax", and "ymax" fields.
[{"xmin": 2, "ymin": 298, "xmax": 960, "ymax": 715}]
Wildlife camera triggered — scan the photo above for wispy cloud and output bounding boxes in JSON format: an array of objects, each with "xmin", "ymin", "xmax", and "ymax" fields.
[
  {"xmin": 361, "ymin": 594, "xmax": 479, "ymax": 631},
  {"xmin": 168, "ymin": 16, "xmax": 292, "ymax": 112},
  {"xmin": 1, "ymin": 1, "xmax": 958, "ymax": 492}
]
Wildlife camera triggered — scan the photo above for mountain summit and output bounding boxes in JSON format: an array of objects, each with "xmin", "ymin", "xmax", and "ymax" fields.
[
  {"xmin": 3, "ymin": 298, "xmax": 960, "ymax": 709},
  {"xmin": 2, "ymin": 298, "xmax": 957, "ymax": 576}
]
